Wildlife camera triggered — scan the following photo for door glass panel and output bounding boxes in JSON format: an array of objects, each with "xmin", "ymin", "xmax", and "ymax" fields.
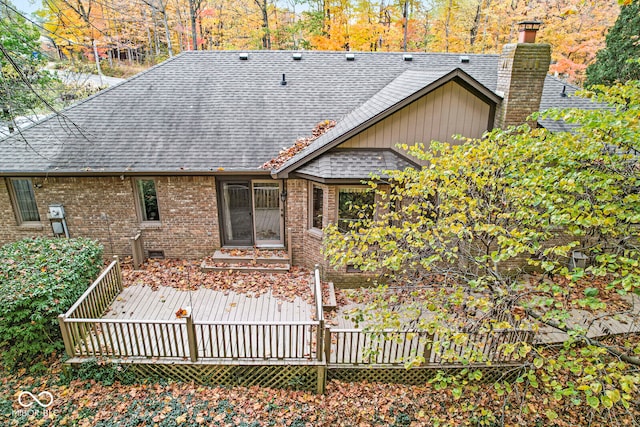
[
  {"xmin": 222, "ymin": 182, "xmax": 253, "ymax": 245},
  {"xmin": 253, "ymin": 182, "xmax": 281, "ymax": 244}
]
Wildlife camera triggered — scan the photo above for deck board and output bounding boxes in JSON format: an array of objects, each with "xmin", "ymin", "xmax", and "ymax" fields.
[{"xmin": 106, "ymin": 285, "xmax": 315, "ymax": 323}]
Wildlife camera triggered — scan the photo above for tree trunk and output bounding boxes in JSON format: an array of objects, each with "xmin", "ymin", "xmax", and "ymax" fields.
[
  {"xmin": 92, "ymin": 39, "xmax": 104, "ymax": 86},
  {"xmin": 188, "ymin": 0, "xmax": 198, "ymax": 50},
  {"xmin": 444, "ymin": 0, "xmax": 453, "ymax": 52},
  {"xmin": 255, "ymin": 0, "xmax": 271, "ymax": 49},
  {"xmin": 161, "ymin": 7, "xmax": 174, "ymax": 57},
  {"xmin": 402, "ymin": 0, "xmax": 408, "ymax": 51},
  {"xmin": 470, "ymin": 2, "xmax": 481, "ymax": 47},
  {"xmin": 142, "ymin": 8, "xmax": 153, "ymax": 63}
]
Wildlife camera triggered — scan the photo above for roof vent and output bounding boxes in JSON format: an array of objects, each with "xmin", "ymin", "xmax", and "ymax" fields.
[
  {"xmin": 292, "ymin": 52, "xmax": 302, "ymax": 60},
  {"xmin": 560, "ymin": 85, "xmax": 567, "ymax": 97},
  {"xmin": 281, "ymin": 74, "xmax": 287, "ymax": 86},
  {"xmin": 402, "ymin": 54, "xmax": 413, "ymax": 61},
  {"xmin": 239, "ymin": 52, "xmax": 249, "ymax": 60},
  {"xmin": 459, "ymin": 55, "xmax": 470, "ymax": 63},
  {"xmin": 345, "ymin": 53, "xmax": 355, "ymax": 61}
]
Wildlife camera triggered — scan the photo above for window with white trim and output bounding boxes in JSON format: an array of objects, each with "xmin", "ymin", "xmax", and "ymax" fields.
[{"xmin": 337, "ymin": 187, "xmax": 374, "ymax": 232}]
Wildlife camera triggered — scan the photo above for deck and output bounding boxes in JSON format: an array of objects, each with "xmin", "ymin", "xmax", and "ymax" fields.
[
  {"xmin": 97, "ymin": 285, "xmax": 317, "ymax": 361},
  {"xmin": 105, "ymin": 285, "xmax": 313, "ymax": 323},
  {"xmin": 64, "ymin": 260, "xmax": 626, "ymax": 391}
]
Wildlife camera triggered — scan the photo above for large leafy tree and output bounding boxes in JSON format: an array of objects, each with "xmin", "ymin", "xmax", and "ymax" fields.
[
  {"xmin": 0, "ymin": 1, "xmax": 56, "ymax": 131},
  {"xmin": 324, "ymin": 81, "xmax": 640, "ymax": 417},
  {"xmin": 586, "ymin": 0, "xmax": 640, "ymax": 86}
]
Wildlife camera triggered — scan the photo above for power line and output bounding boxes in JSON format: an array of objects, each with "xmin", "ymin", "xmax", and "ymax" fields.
[{"xmin": 0, "ymin": 0, "xmax": 92, "ymax": 47}]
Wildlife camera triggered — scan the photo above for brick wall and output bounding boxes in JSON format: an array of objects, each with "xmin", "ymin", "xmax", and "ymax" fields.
[
  {"xmin": 286, "ymin": 178, "xmax": 379, "ymax": 288},
  {"xmin": 495, "ymin": 42, "xmax": 551, "ymax": 129},
  {"xmin": 0, "ymin": 176, "xmax": 220, "ymax": 259}
]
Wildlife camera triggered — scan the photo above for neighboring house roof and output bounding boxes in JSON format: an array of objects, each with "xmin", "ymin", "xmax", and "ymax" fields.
[
  {"xmin": 0, "ymin": 51, "xmax": 597, "ymax": 176},
  {"xmin": 274, "ymin": 68, "xmax": 501, "ymax": 178},
  {"xmin": 295, "ymin": 148, "xmax": 418, "ymax": 182}
]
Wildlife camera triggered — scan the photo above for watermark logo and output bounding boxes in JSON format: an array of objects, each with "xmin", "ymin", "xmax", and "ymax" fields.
[{"xmin": 18, "ymin": 391, "xmax": 54, "ymax": 408}]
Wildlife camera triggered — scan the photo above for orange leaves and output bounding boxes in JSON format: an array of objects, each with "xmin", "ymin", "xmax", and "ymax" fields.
[
  {"xmin": 121, "ymin": 258, "xmax": 315, "ymax": 304},
  {"xmin": 261, "ymin": 120, "xmax": 336, "ymax": 170},
  {"xmin": 175, "ymin": 308, "xmax": 188, "ymax": 318}
]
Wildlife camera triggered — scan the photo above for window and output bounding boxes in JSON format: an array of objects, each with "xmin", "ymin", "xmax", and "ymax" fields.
[
  {"xmin": 135, "ymin": 179, "xmax": 160, "ymax": 221},
  {"xmin": 338, "ymin": 187, "xmax": 374, "ymax": 232},
  {"xmin": 10, "ymin": 179, "xmax": 40, "ymax": 223},
  {"xmin": 310, "ymin": 185, "xmax": 324, "ymax": 230}
]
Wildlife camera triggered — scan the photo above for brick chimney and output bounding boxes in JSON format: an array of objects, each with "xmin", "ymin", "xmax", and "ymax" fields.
[{"xmin": 494, "ymin": 21, "xmax": 551, "ymax": 129}]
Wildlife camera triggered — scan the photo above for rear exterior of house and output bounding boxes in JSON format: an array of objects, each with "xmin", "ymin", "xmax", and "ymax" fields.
[{"xmin": 1, "ymin": 28, "xmax": 593, "ymax": 285}]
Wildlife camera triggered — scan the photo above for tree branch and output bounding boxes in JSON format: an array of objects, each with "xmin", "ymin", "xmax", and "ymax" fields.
[{"xmin": 526, "ymin": 308, "xmax": 640, "ymax": 367}]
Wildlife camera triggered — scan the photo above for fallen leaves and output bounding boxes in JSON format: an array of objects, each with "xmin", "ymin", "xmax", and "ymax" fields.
[
  {"xmin": 122, "ymin": 259, "xmax": 315, "ymax": 304},
  {"xmin": 3, "ymin": 353, "xmax": 640, "ymax": 427},
  {"xmin": 260, "ymin": 119, "xmax": 336, "ymax": 170}
]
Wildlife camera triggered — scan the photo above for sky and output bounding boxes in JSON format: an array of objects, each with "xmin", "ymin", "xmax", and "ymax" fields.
[{"xmin": 11, "ymin": 0, "xmax": 40, "ymax": 16}]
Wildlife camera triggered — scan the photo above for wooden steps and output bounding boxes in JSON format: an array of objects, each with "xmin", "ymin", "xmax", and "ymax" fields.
[
  {"xmin": 323, "ymin": 282, "xmax": 337, "ymax": 312},
  {"xmin": 201, "ymin": 249, "xmax": 291, "ymax": 273}
]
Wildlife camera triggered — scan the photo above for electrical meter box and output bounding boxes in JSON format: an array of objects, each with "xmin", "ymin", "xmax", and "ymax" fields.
[{"xmin": 48, "ymin": 204, "xmax": 65, "ymax": 219}]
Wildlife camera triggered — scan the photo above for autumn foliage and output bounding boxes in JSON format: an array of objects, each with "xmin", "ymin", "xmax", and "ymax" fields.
[
  {"xmin": 35, "ymin": 0, "xmax": 620, "ymax": 84},
  {"xmin": 2, "ymin": 349, "xmax": 639, "ymax": 426}
]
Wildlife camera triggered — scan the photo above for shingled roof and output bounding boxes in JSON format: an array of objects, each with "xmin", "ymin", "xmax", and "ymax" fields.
[
  {"xmin": 0, "ymin": 50, "xmax": 597, "ymax": 176},
  {"xmin": 273, "ymin": 68, "xmax": 501, "ymax": 177}
]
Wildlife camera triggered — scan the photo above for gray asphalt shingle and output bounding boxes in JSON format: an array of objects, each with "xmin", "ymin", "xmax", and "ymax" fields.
[
  {"xmin": 0, "ymin": 51, "xmax": 598, "ymax": 175},
  {"xmin": 0, "ymin": 51, "xmax": 499, "ymax": 174},
  {"xmin": 295, "ymin": 148, "xmax": 417, "ymax": 180}
]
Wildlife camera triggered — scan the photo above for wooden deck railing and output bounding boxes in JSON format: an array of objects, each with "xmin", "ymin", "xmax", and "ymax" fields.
[
  {"xmin": 194, "ymin": 321, "xmax": 319, "ymax": 360},
  {"xmin": 62, "ymin": 258, "xmax": 123, "ymax": 319},
  {"xmin": 328, "ymin": 328, "xmax": 535, "ymax": 366},
  {"xmin": 59, "ymin": 260, "xmax": 533, "ymax": 373},
  {"xmin": 59, "ymin": 261, "xmax": 325, "ymax": 362},
  {"xmin": 61, "ymin": 318, "xmax": 189, "ymax": 359}
]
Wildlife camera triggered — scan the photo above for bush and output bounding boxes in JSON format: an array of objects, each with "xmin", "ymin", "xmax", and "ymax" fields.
[{"xmin": 0, "ymin": 237, "xmax": 103, "ymax": 371}]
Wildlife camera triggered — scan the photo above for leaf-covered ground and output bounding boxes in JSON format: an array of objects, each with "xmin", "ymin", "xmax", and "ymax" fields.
[
  {"xmin": 121, "ymin": 259, "xmax": 316, "ymax": 304},
  {"xmin": 1, "ymin": 355, "xmax": 638, "ymax": 427}
]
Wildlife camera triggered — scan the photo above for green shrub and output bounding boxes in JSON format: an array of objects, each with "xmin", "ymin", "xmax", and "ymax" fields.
[
  {"xmin": 0, "ymin": 237, "xmax": 103, "ymax": 371},
  {"xmin": 67, "ymin": 359, "xmax": 138, "ymax": 386}
]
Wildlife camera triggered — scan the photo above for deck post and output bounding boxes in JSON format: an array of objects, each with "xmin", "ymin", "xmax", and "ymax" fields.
[
  {"xmin": 423, "ymin": 333, "xmax": 434, "ymax": 364},
  {"xmin": 185, "ymin": 313, "xmax": 198, "ymax": 362},
  {"xmin": 113, "ymin": 255, "xmax": 123, "ymax": 292},
  {"xmin": 58, "ymin": 314, "xmax": 74, "ymax": 357},
  {"xmin": 130, "ymin": 233, "xmax": 144, "ymax": 270},
  {"xmin": 316, "ymin": 320, "xmax": 324, "ymax": 361},
  {"xmin": 324, "ymin": 326, "xmax": 332, "ymax": 363},
  {"xmin": 316, "ymin": 365, "xmax": 326, "ymax": 394}
]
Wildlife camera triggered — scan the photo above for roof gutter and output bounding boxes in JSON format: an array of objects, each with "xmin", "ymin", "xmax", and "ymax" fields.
[{"xmin": 0, "ymin": 169, "xmax": 272, "ymax": 178}]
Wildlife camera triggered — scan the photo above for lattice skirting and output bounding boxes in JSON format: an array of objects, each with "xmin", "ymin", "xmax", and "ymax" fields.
[
  {"xmin": 123, "ymin": 363, "xmax": 321, "ymax": 391},
  {"xmin": 328, "ymin": 364, "xmax": 525, "ymax": 385}
]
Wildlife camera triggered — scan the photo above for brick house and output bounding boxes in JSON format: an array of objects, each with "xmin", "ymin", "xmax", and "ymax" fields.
[{"xmin": 0, "ymin": 26, "xmax": 599, "ymax": 284}]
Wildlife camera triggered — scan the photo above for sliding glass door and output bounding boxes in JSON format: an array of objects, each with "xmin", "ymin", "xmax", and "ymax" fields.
[
  {"xmin": 252, "ymin": 181, "xmax": 283, "ymax": 246},
  {"xmin": 219, "ymin": 179, "xmax": 283, "ymax": 247}
]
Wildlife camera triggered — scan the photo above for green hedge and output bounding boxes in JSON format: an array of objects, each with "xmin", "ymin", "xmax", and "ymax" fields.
[{"xmin": 0, "ymin": 237, "xmax": 103, "ymax": 371}]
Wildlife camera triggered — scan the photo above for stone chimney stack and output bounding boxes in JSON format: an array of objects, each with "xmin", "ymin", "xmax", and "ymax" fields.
[{"xmin": 495, "ymin": 21, "xmax": 551, "ymax": 129}]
